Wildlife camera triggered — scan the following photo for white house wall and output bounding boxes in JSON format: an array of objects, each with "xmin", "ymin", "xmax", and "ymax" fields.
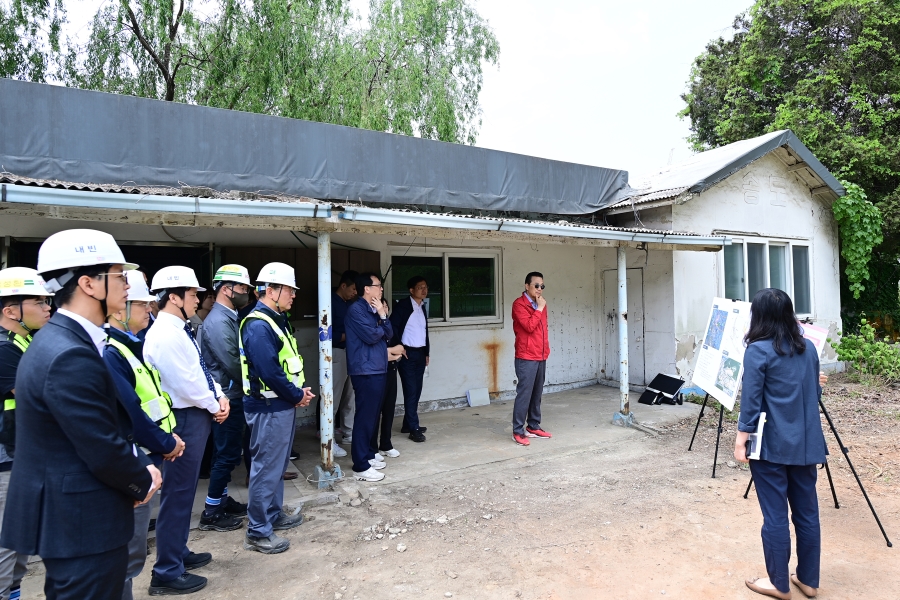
[{"xmin": 670, "ymin": 153, "xmax": 842, "ymax": 381}]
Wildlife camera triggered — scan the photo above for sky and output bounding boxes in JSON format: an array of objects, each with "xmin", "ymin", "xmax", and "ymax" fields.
[{"xmin": 63, "ymin": 0, "xmax": 753, "ymax": 176}]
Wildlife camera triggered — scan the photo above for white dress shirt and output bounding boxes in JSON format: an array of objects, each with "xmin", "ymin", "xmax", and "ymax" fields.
[
  {"xmin": 57, "ymin": 308, "xmax": 108, "ymax": 356},
  {"xmin": 401, "ymin": 297, "xmax": 427, "ymax": 347},
  {"xmin": 143, "ymin": 311, "xmax": 222, "ymax": 413}
]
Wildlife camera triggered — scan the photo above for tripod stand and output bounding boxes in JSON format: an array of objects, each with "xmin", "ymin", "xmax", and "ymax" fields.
[
  {"xmin": 742, "ymin": 397, "xmax": 893, "ymax": 547},
  {"xmin": 687, "ymin": 393, "xmax": 727, "ymax": 478}
]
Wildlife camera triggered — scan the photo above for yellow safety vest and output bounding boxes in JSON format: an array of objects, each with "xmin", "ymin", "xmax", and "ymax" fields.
[
  {"xmin": 106, "ymin": 336, "xmax": 177, "ymax": 433},
  {"xmin": 239, "ymin": 310, "xmax": 304, "ymax": 400},
  {"xmin": 2, "ymin": 331, "xmax": 29, "ymax": 411}
]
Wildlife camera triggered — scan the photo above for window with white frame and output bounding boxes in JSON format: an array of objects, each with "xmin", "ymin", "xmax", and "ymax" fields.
[
  {"xmin": 389, "ymin": 249, "xmax": 502, "ymax": 324},
  {"xmin": 722, "ymin": 238, "xmax": 812, "ymax": 314}
]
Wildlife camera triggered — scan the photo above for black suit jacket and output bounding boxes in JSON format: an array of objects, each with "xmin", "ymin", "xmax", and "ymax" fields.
[
  {"xmin": 0, "ymin": 312, "xmax": 152, "ymax": 558},
  {"xmin": 390, "ymin": 297, "xmax": 430, "ymax": 357}
]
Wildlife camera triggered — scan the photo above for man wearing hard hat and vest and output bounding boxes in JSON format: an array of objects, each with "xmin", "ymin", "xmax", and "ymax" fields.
[
  {"xmin": 144, "ymin": 266, "xmax": 230, "ymax": 595},
  {"xmin": 199, "ymin": 265, "xmax": 253, "ymax": 532},
  {"xmin": 0, "ymin": 267, "xmax": 53, "ymax": 600},
  {"xmin": 1, "ymin": 229, "xmax": 162, "ymax": 599},
  {"xmin": 240, "ymin": 262, "xmax": 314, "ymax": 554},
  {"xmin": 104, "ymin": 269, "xmax": 187, "ymax": 600}
]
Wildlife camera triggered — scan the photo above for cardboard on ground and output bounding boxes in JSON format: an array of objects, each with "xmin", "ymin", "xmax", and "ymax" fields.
[{"xmin": 692, "ymin": 297, "xmax": 753, "ymax": 411}]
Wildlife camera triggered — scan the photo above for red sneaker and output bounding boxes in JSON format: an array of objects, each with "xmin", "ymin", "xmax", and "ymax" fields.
[
  {"xmin": 512, "ymin": 433, "xmax": 530, "ymax": 446},
  {"xmin": 525, "ymin": 427, "xmax": 552, "ymax": 439}
]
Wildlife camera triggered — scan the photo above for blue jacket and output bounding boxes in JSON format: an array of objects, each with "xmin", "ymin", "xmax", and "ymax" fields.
[
  {"xmin": 332, "ymin": 292, "xmax": 350, "ymax": 350},
  {"xmin": 241, "ymin": 301, "xmax": 305, "ymax": 414},
  {"xmin": 739, "ymin": 338, "xmax": 828, "ymax": 466},
  {"xmin": 1, "ymin": 313, "xmax": 152, "ymax": 558},
  {"xmin": 104, "ymin": 327, "xmax": 178, "ymax": 457},
  {"xmin": 346, "ymin": 297, "xmax": 393, "ymax": 376}
]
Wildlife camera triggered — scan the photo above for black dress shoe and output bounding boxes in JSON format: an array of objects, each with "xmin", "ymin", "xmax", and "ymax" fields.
[
  {"xmin": 199, "ymin": 510, "xmax": 243, "ymax": 532},
  {"xmin": 183, "ymin": 552, "xmax": 212, "ymax": 571},
  {"xmin": 148, "ymin": 518, "xmax": 156, "ymax": 532},
  {"xmin": 400, "ymin": 425, "xmax": 427, "ymax": 434},
  {"xmin": 222, "ymin": 496, "xmax": 248, "ymax": 517},
  {"xmin": 408, "ymin": 430, "xmax": 426, "ymax": 443},
  {"xmin": 148, "ymin": 572, "xmax": 207, "ymax": 595}
]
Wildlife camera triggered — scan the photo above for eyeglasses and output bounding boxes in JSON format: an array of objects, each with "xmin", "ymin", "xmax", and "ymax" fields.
[
  {"xmin": 97, "ymin": 272, "xmax": 128, "ymax": 282},
  {"xmin": 129, "ymin": 301, "xmax": 151, "ymax": 309},
  {"xmin": 366, "ymin": 283, "xmax": 384, "ymax": 288},
  {"xmin": 531, "ymin": 284, "xmax": 546, "ymax": 289},
  {"xmin": 23, "ymin": 298, "xmax": 53, "ymax": 307}
]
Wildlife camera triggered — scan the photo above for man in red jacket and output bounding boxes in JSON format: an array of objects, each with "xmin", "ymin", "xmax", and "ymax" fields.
[{"xmin": 511, "ymin": 272, "xmax": 552, "ymax": 446}]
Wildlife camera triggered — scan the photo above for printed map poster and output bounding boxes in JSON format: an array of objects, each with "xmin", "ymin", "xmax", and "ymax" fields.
[
  {"xmin": 799, "ymin": 323, "xmax": 829, "ymax": 357},
  {"xmin": 692, "ymin": 298, "xmax": 753, "ymax": 411}
]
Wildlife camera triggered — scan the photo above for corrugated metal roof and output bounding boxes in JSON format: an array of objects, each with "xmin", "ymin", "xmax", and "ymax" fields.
[
  {"xmin": 611, "ymin": 131, "xmax": 844, "ymax": 209},
  {"xmin": 1, "ymin": 173, "xmax": 708, "ymax": 238}
]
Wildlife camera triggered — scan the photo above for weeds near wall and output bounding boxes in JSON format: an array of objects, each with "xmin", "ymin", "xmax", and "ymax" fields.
[{"xmin": 832, "ymin": 318, "xmax": 900, "ymax": 384}]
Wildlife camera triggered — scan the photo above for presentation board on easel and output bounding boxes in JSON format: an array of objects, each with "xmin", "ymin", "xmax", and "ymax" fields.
[{"xmin": 692, "ymin": 297, "xmax": 753, "ymax": 411}]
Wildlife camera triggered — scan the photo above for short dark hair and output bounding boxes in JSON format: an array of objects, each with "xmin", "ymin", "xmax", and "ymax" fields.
[
  {"xmin": 407, "ymin": 275, "xmax": 426, "ymax": 290},
  {"xmin": 355, "ymin": 272, "xmax": 380, "ymax": 297},
  {"xmin": 44, "ymin": 265, "xmax": 109, "ymax": 308},
  {"xmin": 525, "ymin": 271, "xmax": 544, "ymax": 285},
  {"xmin": 339, "ymin": 270, "xmax": 359, "ymax": 287},
  {"xmin": 158, "ymin": 287, "xmax": 188, "ymax": 309},
  {"xmin": 744, "ymin": 288, "xmax": 806, "ymax": 356},
  {"xmin": 0, "ymin": 295, "xmax": 24, "ymax": 309}
]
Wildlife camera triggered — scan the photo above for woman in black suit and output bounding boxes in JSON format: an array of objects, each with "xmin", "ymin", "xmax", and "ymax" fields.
[{"xmin": 735, "ymin": 288, "xmax": 827, "ymax": 599}]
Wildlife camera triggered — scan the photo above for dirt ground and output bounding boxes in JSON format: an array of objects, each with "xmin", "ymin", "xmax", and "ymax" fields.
[{"xmin": 21, "ymin": 374, "xmax": 900, "ymax": 599}]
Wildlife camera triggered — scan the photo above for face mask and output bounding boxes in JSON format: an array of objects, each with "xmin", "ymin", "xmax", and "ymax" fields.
[{"xmin": 231, "ymin": 291, "xmax": 251, "ymax": 309}]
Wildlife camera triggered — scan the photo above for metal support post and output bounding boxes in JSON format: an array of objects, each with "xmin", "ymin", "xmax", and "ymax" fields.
[
  {"xmin": 613, "ymin": 245, "xmax": 634, "ymax": 427},
  {"xmin": 313, "ymin": 231, "xmax": 342, "ymax": 487}
]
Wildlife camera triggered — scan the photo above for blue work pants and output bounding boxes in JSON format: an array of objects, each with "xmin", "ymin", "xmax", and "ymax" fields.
[
  {"xmin": 350, "ymin": 373, "xmax": 386, "ymax": 473},
  {"xmin": 206, "ymin": 400, "xmax": 246, "ymax": 503},
  {"xmin": 749, "ymin": 459, "xmax": 821, "ymax": 594}
]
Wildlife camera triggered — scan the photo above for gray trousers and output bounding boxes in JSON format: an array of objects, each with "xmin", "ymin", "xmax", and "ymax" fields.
[
  {"xmin": 121, "ymin": 501, "xmax": 151, "ymax": 600},
  {"xmin": 245, "ymin": 409, "xmax": 294, "ymax": 538},
  {"xmin": 0, "ymin": 470, "xmax": 27, "ymax": 599},
  {"xmin": 334, "ymin": 349, "xmax": 356, "ymax": 438},
  {"xmin": 512, "ymin": 359, "xmax": 545, "ymax": 435}
]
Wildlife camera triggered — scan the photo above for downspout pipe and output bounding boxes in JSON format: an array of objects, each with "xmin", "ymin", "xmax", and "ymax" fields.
[
  {"xmin": 313, "ymin": 231, "xmax": 343, "ymax": 487},
  {"xmin": 613, "ymin": 245, "xmax": 635, "ymax": 427}
]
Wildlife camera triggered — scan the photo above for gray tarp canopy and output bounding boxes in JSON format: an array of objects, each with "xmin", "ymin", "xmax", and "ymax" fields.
[{"xmin": 0, "ymin": 79, "xmax": 628, "ymax": 216}]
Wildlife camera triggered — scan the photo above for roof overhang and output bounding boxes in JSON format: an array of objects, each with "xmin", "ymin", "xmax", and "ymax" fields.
[{"xmin": 0, "ymin": 183, "xmax": 729, "ymax": 252}]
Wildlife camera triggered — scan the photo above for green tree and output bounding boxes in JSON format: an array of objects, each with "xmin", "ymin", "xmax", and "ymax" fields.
[
  {"xmin": 61, "ymin": 0, "xmax": 498, "ymax": 144},
  {"xmin": 680, "ymin": 0, "xmax": 900, "ymax": 303},
  {"xmin": 0, "ymin": 0, "xmax": 64, "ymax": 80}
]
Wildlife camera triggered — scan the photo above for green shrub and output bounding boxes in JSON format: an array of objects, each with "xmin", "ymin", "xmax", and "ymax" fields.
[{"xmin": 832, "ymin": 318, "xmax": 900, "ymax": 383}]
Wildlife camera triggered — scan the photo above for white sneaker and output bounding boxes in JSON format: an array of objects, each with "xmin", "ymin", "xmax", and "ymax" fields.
[
  {"xmin": 340, "ymin": 436, "xmax": 352, "ymax": 445},
  {"xmin": 373, "ymin": 453, "xmax": 384, "ymax": 462},
  {"xmin": 354, "ymin": 467, "xmax": 385, "ymax": 482},
  {"xmin": 369, "ymin": 459, "xmax": 386, "ymax": 470},
  {"xmin": 332, "ymin": 445, "xmax": 347, "ymax": 458},
  {"xmin": 382, "ymin": 448, "xmax": 400, "ymax": 458}
]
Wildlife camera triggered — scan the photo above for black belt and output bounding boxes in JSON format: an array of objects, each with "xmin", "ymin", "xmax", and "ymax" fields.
[{"xmin": 405, "ymin": 346, "xmax": 426, "ymax": 351}]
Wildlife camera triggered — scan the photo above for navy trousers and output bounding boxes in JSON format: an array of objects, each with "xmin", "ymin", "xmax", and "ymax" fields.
[
  {"xmin": 206, "ymin": 399, "xmax": 246, "ymax": 505},
  {"xmin": 153, "ymin": 407, "xmax": 211, "ymax": 582},
  {"xmin": 749, "ymin": 459, "xmax": 821, "ymax": 594},
  {"xmin": 398, "ymin": 348, "xmax": 426, "ymax": 431},
  {"xmin": 350, "ymin": 373, "xmax": 386, "ymax": 473},
  {"xmin": 375, "ymin": 366, "xmax": 398, "ymax": 452},
  {"xmin": 43, "ymin": 544, "xmax": 128, "ymax": 600}
]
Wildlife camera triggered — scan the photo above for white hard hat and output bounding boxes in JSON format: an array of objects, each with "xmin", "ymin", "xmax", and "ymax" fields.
[
  {"xmin": 150, "ymin": 266, "xmax": 206, "ymax": 293},
  {"xmin": 256, "ymin": 262, "xmax": 297, "ymax": 288},
  {"xmin": 0, "ymin": 267, "xmax": 54, "ymax": 297},
  {"xmin": 125, "ymin": 270, "xmax": 155, "ymax": 302},
  {"xmin": 37, "ymin": 229, "xmax": 137, "ymax": 292},
  {"xmin": 213, "ymin": 264, "xmax": 252, "ymax": 286}
]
